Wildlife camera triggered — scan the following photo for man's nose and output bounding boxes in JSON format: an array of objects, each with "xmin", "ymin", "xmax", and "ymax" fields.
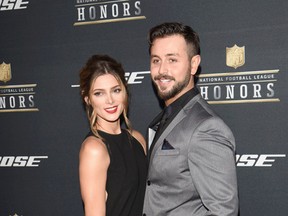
[{"xmin": 158, "ymin": 62, "xmax": 168, "ymax": 74}]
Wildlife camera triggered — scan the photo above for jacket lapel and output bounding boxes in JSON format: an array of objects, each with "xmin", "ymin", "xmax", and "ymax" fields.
[
  {"xmin": 148, "ymin": 111, "xmax": 164, "ymax": 150},
  {"xmin": 149, "ymin": 94, "xmax": 201, "ymax": 162}
]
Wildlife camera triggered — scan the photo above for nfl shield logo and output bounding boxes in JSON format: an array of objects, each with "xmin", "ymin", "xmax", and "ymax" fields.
[
  {"xmin": 0, "ymin": 62, "xmax": 12, "ymax": 83},
  {"xmin": 226, "ymin": 45, "xmax": 245, "ymax": 69}
]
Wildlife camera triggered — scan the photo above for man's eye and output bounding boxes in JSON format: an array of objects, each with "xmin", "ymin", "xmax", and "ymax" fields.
[
  {"xmin": 152, "ymin": 59, "xmax": 160, "ymax": 64},
  {"xmin": 169, "ymin": 58, "xmax": 177, "ymax": 63}
]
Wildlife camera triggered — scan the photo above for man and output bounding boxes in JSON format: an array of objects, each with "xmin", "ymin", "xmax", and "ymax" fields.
[{"xmin": 143, "ymin": 22, "xmax": 239, "ymax": 216}]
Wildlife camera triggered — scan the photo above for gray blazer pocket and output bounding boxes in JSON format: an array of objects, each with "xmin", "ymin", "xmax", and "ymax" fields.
[{"xmin": 157, "ymin": 148, "xmax": 180, "ymax": 156}]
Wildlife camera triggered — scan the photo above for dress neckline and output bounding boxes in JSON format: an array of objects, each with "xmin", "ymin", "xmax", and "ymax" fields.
[{"xmin": 98, "ymin": 129, "xmax": 123, "ymax": 136}]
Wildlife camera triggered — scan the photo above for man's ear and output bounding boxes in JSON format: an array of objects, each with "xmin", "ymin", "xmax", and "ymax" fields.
[{"xmin": 190, "ymin": 55, "xmax": 201, "ymax": 75}]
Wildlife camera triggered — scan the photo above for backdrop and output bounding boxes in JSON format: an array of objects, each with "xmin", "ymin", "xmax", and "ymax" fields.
[{"xmin": 1, "ymin": 0, "xmax": 287, "ymax": 215}]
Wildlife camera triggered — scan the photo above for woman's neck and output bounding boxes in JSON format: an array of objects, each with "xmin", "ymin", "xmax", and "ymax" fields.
[{"xmin": 96, "ymin": 120, "xmax": 121, "ymax": 134}]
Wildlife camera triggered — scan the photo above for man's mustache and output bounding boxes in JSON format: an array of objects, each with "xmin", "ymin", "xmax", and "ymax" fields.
[{"xmin": 154, "ymin": 75, "xmax": 175, "ymax": 81}]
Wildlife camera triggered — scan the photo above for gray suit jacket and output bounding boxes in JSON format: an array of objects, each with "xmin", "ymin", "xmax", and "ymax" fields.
[{"xmin": 143, "ymin": 94, "xmax": 239, "ymax": 216}]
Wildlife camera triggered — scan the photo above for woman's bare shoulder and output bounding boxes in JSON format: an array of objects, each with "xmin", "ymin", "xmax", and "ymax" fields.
[
  {"xmin": 131, "ymin": 130, "xmax": 147, "ymax": 155},
  {"xmin": 80, "ymin": 135, "xmax": 109, "ymax": 160}
]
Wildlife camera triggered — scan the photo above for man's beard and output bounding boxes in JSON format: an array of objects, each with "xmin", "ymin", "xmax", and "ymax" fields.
[{"xmin": 153, "ymin": 69, "xmax": 191, "ymax": 101}]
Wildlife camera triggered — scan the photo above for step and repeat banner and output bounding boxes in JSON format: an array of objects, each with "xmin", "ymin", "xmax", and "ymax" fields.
[{"xmin": 1, "ymin": 0, "xmax": 287, "ymax": 215}]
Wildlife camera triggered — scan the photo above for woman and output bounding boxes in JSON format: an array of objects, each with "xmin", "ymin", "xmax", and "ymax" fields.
[{"xmin": 79, "ymin": 55, "xmax": 147, "ymax": 216}]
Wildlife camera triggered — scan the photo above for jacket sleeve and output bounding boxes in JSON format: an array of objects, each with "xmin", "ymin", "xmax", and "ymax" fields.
[{"xmin": 188, "ymin": 116, "xmax": 239, "ymax": 216}]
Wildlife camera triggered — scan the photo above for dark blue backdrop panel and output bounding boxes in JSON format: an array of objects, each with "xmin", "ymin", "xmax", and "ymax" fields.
[{"xmin": 0, "ymin": 0, "xmax": 287, "ymax": 215}]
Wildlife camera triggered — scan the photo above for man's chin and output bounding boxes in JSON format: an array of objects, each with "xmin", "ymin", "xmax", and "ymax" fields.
[{"xmin": 157, "ymin": 90, "xmax": 172, "ymax": 101}]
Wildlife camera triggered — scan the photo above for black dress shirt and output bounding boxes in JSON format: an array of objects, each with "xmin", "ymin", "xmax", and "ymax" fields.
[
  {"xmin": 149, "ymin": 88, "xmax": 199, "ymax": 156},
  {"xmin": 160, "ymin": 87, "xmax": 199, "ymax": 131}
]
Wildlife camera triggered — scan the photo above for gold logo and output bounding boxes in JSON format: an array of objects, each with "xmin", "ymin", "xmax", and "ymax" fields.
[
  {"xmin": 226, "ymin": 44, "xmax": 245, "ymax": 69},
  {"xmin": 0, "ymin": 62, "xmax": 12, "ymax": 82}
]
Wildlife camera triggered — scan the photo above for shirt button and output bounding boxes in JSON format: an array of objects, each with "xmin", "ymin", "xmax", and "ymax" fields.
[
  {"xmin": 143, "ymin": 214, "xmax": 146, "ymax": 216},
  {"xmin": 147, "ymin": 180, "xmax": 151, "ymax": 186}
]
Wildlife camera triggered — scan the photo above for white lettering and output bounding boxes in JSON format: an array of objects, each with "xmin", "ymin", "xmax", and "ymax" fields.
[
  {"xmin": 253, "ymin": 84, "xmax": 261, "ymax": 98},
  {"xmin": 9, "ymin": 96, "xmax": 15, "ymax": 108},
  {"xmin": 236, "ymin": 154, "xmax": 258, "ymax": 167},
  {"xmin": 0, "ymin": 156, "xmax": 48, "ymax": 167},
  {"xmin": 240, "ymin": 84, "xmax": 248, "ymax": 98},
  {"xmin": 236, "ymin": 154, "xmax": 286, "ymax": 167},
  {"xmin": 226, "ymin": 85, "xmax": 234, "ymax": 99},
  {"xmin": 76, "ymin": 2, "xmax": 143, "ymax": 22},
  {"xmin": 267, "ymin": 83, "xmax": 274, "ymax": 97},
  {"xmin": 123, "ymin": 2, "xmax": 130, "ymax": 16},
  {"xmin": 0, "ymin": 95, "xmax": 36, "ymax": 109},
  {"xmin": 125, "ymin": 71, "xmax": 150, "ymax": 84},
  {"xmin": 14, "ymin": 0, "xmax": 28, "ymax": 9},
  {"xmin": 89, "ymin": 6, "xmax": 96, "ymax": 19},
  {"xmin": 13, "ymin": 156, "xmax": 29, "ymax": 167},
  {"xmin": 0, "ymin": 0, "xmax": 29, "ymax": 11},
  {"xmin": 100, "ymin": 5, "xmax": 107, "ymax": 19},
  {"xmin": 255, "ymin": 154, "xmax": 286, "ymax": 167},
  {"xmin": 0, "ymin": 97, "xmax": 6, "ymax": 108},
  {"xmin": 28, "ymin": 95, "xmax": 35, "ymax": 107},
  {"xmin": 77, "ymin": 7, "xmax": 85, "ymax": 21},
  {"xmin": 198, "ymin": 83, "xmax": 275, "ymax": 101},
  {"xmin": 26, "ymin": 156, "xmax": 48, "ymax": 167},
  {"xmin": 0, "ymin": 156, "xmax": 14, "ymax": 166},
  {"xmin": 200, "ymin": 86, "xmax": 209, "ymax": 100},
  {"xmin": 134, "ymin": 1, "xmax": 141, "ymax": 15},
  {"xmin": 214, "ymin": 86, "xmax": 221, "ymax": 100},
  {"xmin": 19, "ymin": 95, "xmax": 25, "ymax": 108},
  {"xmin": 111, "ymin": 4, "xmax": 118, "ymax": 17}
]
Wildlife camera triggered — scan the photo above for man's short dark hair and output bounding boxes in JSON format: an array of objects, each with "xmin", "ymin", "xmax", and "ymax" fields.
[{"xmin": 148, "ymin": 22, "xmax": 200, "ymax": 59}]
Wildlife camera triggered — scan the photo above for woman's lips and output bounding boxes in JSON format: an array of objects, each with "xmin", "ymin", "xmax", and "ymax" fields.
[{"xmin": 105, "ymin": 106, "xmax": 118, "ymax": 114}]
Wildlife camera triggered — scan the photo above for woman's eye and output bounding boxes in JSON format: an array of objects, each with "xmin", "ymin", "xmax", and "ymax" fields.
[
  {"xmin": 114, "ymin": 88, "xmax": 121, "ymax": 93},
  {"xmin": 94, "ymin": 92, "xmax": 102, "ymax": 96}
]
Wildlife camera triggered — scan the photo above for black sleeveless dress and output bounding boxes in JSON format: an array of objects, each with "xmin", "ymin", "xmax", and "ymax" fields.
[{"xmin": 87, "ymin": 129, "xmax": 147, "ymax": 216}]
